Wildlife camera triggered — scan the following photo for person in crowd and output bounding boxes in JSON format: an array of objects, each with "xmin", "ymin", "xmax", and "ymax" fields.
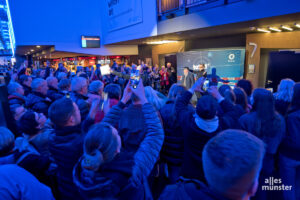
[
  {"xmin": 166, "ymin": 62, "xmax": 177, "ymax": 88},
  {"xmin": 46, "ymin": 76, "xmax": 63, "ymax": 101},
  {"xmin": 0, "ymin": 164, "xmax": 55, "ymax": 200},
  {"xmin": 279, "ymin": 82, "xmax": 300, "ymax": 200},
  {"xmin": 19, "ymin": 74, "xmax": 32, "ymax": 96},
  {"xmin": 57, "ymin": 72, "xmax": 67, "ymax": 81},
  {"xmin": 7, "ymin": 82, "xmax": 26, "ymax": 106},
  {"xmin": 145, "ymin": 86, "xmax": 167, "ymax": 111},
  {"xmin": 150, "ymin": 64, "xmax": 161, "ymax": 91},
  {"xmin": 160, "ymin": 66, "xmax": 169, "ymax": 95},
  {"xmin": 239, "ymin": 88, "xmax": 285, "ymax": 200},
  {"xmin": 273, "ymin": 78, "xmax": 295, "ymax": 116},
  {"xmin": 175, "ymin": 77, "xmax": 241, "ymax": 182},
  {"xmin": 233, "ymin": 87, "xmax": 250, "ymax": 114},
  {"xmin": 95, "ymin": 83, "xmax": 121, "ymax": 123},
  {"xmin": 58, "ymin": 78, "xmax": 71, "ymax": 97},
  {"xmin": 189, "ymin": 64, "xmax": 207, "ymax": 81},
  {"xmin": 10, "ymin": 104, "xmax": 26, "ymax": 121},
  {"xmin": 25, "ymin": 78, "xmax": 51, "ymax": 116},
  {"xmin": 181, "ymin": 67, "xmax": 195, "ymax": 89},
  {"xmin": 237, "ymin": 79, "xmax": 253, "ymax": 103},
  {"xmin": 88, "ymin": 80, "xmax": 104, "ymax": 97},
  {"xmin": 70, "ymin": 77, "xmax": 90, "ymax": 120},
  {"xmin": 160, "ymin": 84, "xmax": 194, "ymax": 184},
  {"xmin": 159, "ymin": 129, "xmax": 265, "ymax": 200},
  {"xmin": 17, "ymin": 110, "xmax": 52, "ymax": 158},
  {"xmin": 48, "ymin": 97, "xmax": 97, "ymax": 200},
  {"xmin": 73, "ymin": 80, "xmax": 164, "ymax": 199},
  {"xmin": 36, "ymin": 69, "xmax": 46, "ymax": 79}
]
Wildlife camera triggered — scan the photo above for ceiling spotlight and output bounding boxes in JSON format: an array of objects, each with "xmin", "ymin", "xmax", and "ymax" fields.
[
  {"xmin": 268, "ymin": 27, "xmax": 281, "ymax": 32},
  {"xmin": 281, "ymin": 25, "xmax": 293, "ymax": 31},
  {"xmin": 31, "ymin": 49, "xmax": 34, "ymax": 52},
  {"xmin": 36, "ymin": 45, "xmax": 41, "ymax": 48},
  {"xmin": 257, "ymin": 28, "xmax": 271, "ymax": 33},
  {"xmin": 146, "ymin": 40, "xmax": 178, "ymax": 45},
  {"xmin": 295, "ymin": 23, "xmax": 300, "ymax": 28}
]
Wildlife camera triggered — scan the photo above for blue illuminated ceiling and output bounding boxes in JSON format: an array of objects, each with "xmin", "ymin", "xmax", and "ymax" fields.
[{"xmin": 0, "ymin": 0, "xmax": 15, "ymax": 56}]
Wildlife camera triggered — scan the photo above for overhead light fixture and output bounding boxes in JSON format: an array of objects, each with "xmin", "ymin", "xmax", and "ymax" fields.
[
  {"xmin": 257, "ymin": 28, "xmax": 270, "ymax": 33},
  {"xmin": 268, "ymin": 27, "xmax": 281, "ymax": 32},
  {"xmin": 281, "ymin": 25, "xmax": 293, "ymax": 31},
  {"xmin": 147, "ymin": 40, "xmax": 178, "ymax": 45},
  {"xmin": 31, "ymin": 49, "xmax": 34, "ymax": 52},
  {"xmin": 294, "ymin": 23, "xmax": 300, "ymax": 28},
  {"xmin": 36, "ymin": 45, "xmax": 41, "ymax": 48}
]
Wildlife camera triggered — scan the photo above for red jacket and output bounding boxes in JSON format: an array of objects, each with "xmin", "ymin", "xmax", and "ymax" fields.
[{"xmin": 160, "ymin": 70, "xmax": 169, "ymax": 86}]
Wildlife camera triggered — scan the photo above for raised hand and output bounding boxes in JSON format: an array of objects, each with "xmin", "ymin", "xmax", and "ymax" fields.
[
  {"xmin": 121, "ymin": 81, "xmax": 132, "ymax": 104},
  {"xmin": 189, "ymin": 77, "xmax": 206, "ymax": 93},
  {"xmin": 131, "ymin": 80, "xmax": 148, "ymax": 105}
]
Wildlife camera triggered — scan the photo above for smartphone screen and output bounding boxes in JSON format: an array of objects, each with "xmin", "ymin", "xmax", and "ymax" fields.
[{"xmin": 130, "ymin": 70, "xmax": 140, "ymax": 89}]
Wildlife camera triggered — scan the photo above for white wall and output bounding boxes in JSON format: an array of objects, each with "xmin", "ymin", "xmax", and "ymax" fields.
[{"xmin": 9, "ymin": 0, "xmax": 138, "ymax": 55}]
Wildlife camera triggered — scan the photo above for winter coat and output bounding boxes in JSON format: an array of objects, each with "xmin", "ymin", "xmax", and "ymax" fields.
[
  {"xmin": 181, "ymin": 72, "xmax": 195, "ymax": 89},
  {"xmin": 47, "ymin": 86, "xmax": 64, "ymax": 102},
  {"xmin": 21, "ymin": 84, "xmax": 32, "ymax": 96},
  {"xmin": 71, "ymin": 92, "xmax": 90, "ymax": 120},
  {"xmin": 25, "ymin": 91, "xmax": 52, "ymax": 116},
  {"xmin": 0, "ymin": 164, "xmax": 54, "ymax": 200},
  {"xmin": 73, "ymin": 102, "xmax": 164, "ymax": 199},
  {"xmin": 176, "ymin": 91, "xmax": 240, "ymax": 181},
  {"xmin": 8, "ymin": 93, "xmax": 26, "ymax": 106}
]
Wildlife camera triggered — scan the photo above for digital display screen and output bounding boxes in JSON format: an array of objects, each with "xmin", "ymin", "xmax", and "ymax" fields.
[{"xmin": 81, "ymin": 36, "xmax": 100, "ymax": 48}]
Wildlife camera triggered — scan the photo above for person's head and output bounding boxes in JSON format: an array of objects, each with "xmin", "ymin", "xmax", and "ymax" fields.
[
  {"xmin": 0, "ymin": 127, "xmax": 15, "ymax": 156},
  {"xmin": 145, "ymin": 86, "xmax": 167, "ymax": 110},
  {"xmin": 58, "ymin": 78, "xmax": 71, "ymax": 91},
  {"xmin": 237, "ymin": 79, "xmax": 253, "ymax": 97},
  {"xmin": 37, "ymin": 69, "xmax": 46, "ymax": 79},
  {"xmin": 168, "ymin": 84, "xmax": 187, "ymax": 100},
  {"xmin": 71, "ymin": 77, "xmax": 88, "ymax": 95},
  {"xmin": 78, "ymin": 73, "xmax": 90, "ymax": 85},
  {"xmin": 89, "ymin": 80, "xmax": 104, "ymax": 96},
  {"xmin": 252, "ymin": 88, "xmax": 275, "ymax": 119},
  {"xmin": 31, "ymin": 78, "xmax": 48, "ymax": 95},
  {"xmin": 19, "ymin": 75, "xmax": 32, "ymax": 88},
  {"xmin": 104, "ymin": 84, "xmax": 121, "ymax": 100},
  {"xmin": 57, "ymin": 72, "xmax": 67, "ymax": 81},
  {"xmin": 46, "ymin": 76, "xmax": 58, "ymax": 90},
  {"xmin": 199, "ymin": 64, "xmax": 205, "ymax": 71},
  {"xmin": 161, "ymin": 66, "xmax": 166, "ymax": 71},
  {"xmin": 234, "ymin": 87, "xmax": 248, "ymax": 111},
  {"xmin": 203, "ymin": 129, "xmax": 265, "ymax": 200},
  {"xmin": 218, "ymin": 85, "xmax": 232, "ymax": 97},
  {"xmin": 81, "ymin": 122, "xmax": 121, "ymax": 171},
  {"xmin": 7, "ymin": 82, "xmax": 24, "ymax": 96},
  {"xmin": 167, "ymin": 62, "xmax": 171, "ymax": 68},
  {"xmin": 274, "ymin": 78, "xmax": 295, "ymax": 102},
  {"xmin": 183, "ymin": 67, "xmax": 189, "ymax": 76},
  {"xmin": 196, "ymin": 95, "xmax": 218, "ymax": 120},
  {"xmin": 10, "ymin": 104, "xmax": 27, "ymax": 121},
  {"xmin": 49, "ymin": 98, "xmax": 81, "ymax": 127},
  {"xmin": 18, "ymin": 110, "xmax": 46, "ymax": 137},
  {"xmin": 291, "ymin": 82, "xmax": 300, "ymax": 110},
  {"xmin": 224, "ymin": 89, "xmax": 236, "ymax": 104}
]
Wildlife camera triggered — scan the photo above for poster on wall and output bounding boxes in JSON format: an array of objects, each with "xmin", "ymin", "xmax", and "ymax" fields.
[
  {"xmin": 106, "ymin": 0, "xmax": 143, "ymax": 31},
  {"xmin": 177, "ymin": 49, "xmax": 246, "ymax": 86}
]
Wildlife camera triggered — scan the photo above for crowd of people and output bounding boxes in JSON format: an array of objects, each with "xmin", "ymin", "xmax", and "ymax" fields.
[{"xmin": 0, "ymin": 60, "xmax": 299, "ymax": 200}]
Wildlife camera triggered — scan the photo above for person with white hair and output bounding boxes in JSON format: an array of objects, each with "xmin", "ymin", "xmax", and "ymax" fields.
[
  {"xmin": 46, "ymin": 76, "xmax": 63, "ymax": 101},
  {"xmin": 25, "ymin": 78, "xmax": 51, "ymax": 116},
  {"xmin": 70, "ymin": 77, "xmax": 90, "ymax": 120},
  {"xmin": 7, "ymin": 82, "xmax": 26, "ymax": 106}
]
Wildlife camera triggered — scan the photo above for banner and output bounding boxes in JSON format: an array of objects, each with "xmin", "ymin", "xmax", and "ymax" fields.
[
  {"xmin": 106, "ymin": 0, "xmax": 143, "ymax": 31},
  {"xmin": 177, "ymin": 49, "xmax": 245, "ymax": 86}
]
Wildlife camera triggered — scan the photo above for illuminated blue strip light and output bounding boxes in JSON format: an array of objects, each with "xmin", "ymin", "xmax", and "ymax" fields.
[{"xmin": 5, "ymin": 0, "xmax": 15, "ymax": 57}]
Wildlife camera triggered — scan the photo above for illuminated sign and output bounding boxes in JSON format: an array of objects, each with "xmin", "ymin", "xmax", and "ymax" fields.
[{"xmin": 81, "ymin": 36, "xmax": 100, "ymax": 48}]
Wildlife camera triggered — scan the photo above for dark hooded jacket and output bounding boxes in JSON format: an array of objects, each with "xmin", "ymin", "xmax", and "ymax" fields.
[
  {"xmin": 25, "ymin": 91, "xmax": 52, "ymax": 116},
  {"xmin": 71, "ymin": 92, "xmax": 90, "ymax": 120},
  {"xmin": 47, "ymin": 86, "xmax": 64, "ymax": 102},
  {"xmin": 8, "ymin": 93, "xmax": 26, "ymax": 106}
]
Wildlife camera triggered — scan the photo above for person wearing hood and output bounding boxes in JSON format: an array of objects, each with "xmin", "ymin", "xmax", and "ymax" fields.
[
  {"xmin": 159, "ymin": 129, "xmax": 265, "ymax": 200},
  {"xmin": 7, "ymin": 82, "xmax": 26, "ymax": 106},
  {"xmin": 19, "ymin": 74, "xmax": 32, "ymax": 96},
  {"xmin": 25, "ymin": 78, "xmax": 51, "ymax": 116},
  {"xmin": 73, "ymin": 81, "xmax": 164, "ymax": 200},
  {"xmin": 175, "ymin": 77, "xmax": 240, "ymax": 182}
]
